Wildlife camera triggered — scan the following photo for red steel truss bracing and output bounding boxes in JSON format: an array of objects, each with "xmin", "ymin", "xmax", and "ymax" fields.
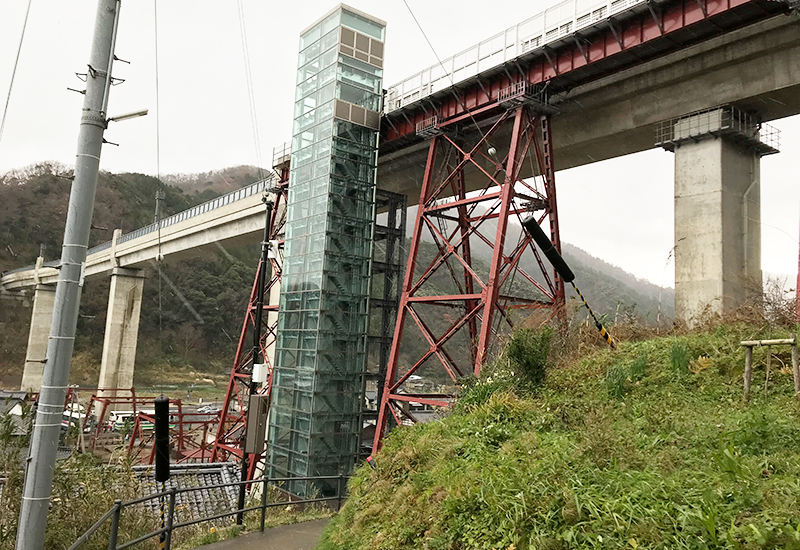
[
  {"xmin": 373, "ymin": 106, "xmax": 564, "ymax": 451},
  {"xmin": 210, "ymin": 173, "xmax": 288, "ymax": 469},
  {"xmin": 127, "ymin": 408, "xmax": 217, "ymax": 464}
]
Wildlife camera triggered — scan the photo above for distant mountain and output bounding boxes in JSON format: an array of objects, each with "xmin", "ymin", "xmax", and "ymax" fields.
[
  {"xmin": 1, "ymin": 166, "xmax": 674, "ymax": 390},
  {"xmin": 562, "ymin": 242, "xmax": 674, "ymax": 323},
  {"xmin": 403, "ymin": 204, "xmax": 674, "ymax": 324},
  {"xmin": 0, "ymin": 164, "xmax": 256, "ymax": 388},
  {"xmin": 162, "ymin": 165, "xmax": 267, "ymax": 195}
]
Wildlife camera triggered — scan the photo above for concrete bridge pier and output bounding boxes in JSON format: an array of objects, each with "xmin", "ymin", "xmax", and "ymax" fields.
[
  {"xmin": 97, "ymin": 267, "xmax": 145, "ymax": 395},
  {"xmin": 20, "ymin": 283, "xmax": 56, "ymax": 392},
  {"xmin": 659, "ymin": 106, "xmax": 778, "ymax": 324}
]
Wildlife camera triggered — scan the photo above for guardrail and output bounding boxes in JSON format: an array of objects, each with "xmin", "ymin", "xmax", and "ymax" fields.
[
  {"xmin": 2, "ymin": 174, "xmax": 277, "ymax": 279},
  {"xmin": 67, "ymin": 473, "xmax": 347, "ymax": 550},
  {"xmin": 654, "ymin": 105, "xmax": 781, "ymax": 156},
  {"xmin": 384, "ymin": 0, "xmax": 646, "ymax": 112},
  {"xmin": 97, "ymin": 175, "xmax": 278, "ymax": 252},
  {"xmin": 2, "ymin": 259, "xmax": 58, "ymax": 277}
]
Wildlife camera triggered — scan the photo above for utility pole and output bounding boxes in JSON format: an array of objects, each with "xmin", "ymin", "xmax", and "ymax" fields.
[
  {"xmin": 237, "ymin": 198, "xmax": 273, "ymax": 524},
  {"xmin": 17, "ymin": 2, "xmax": 121, "ymax": 549}
]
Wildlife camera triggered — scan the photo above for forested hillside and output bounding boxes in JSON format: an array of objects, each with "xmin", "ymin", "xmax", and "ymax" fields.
[
  {"xmin": 162, "ymin": 165, "xmax": 264, "ymax": 195},
  {"xmin": 0, "ymin": 164, "xmax": 674, "ymax": 390},
  {"xmin": 562, "ymin": 242, "xmax": 674, "ymax": 323},
  {"xmin": 0, "ymin": 163, "xmax": 260, "ymax": 388}
]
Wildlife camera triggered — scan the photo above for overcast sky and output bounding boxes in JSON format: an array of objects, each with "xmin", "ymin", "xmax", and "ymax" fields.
[{"xmin": 0, "ymin": 1, "xmax": 797, "ymax": 288}]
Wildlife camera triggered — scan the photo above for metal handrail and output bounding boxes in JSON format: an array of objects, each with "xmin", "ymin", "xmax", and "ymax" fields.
[
  {"xmin": 3, "ymin": 174, "xmax": 278, "ymax": 279},
  {"xmin": 654, "ymin": 105, "xmax": 781, "ymax": 154},
  {"xmin": 66, "ymin": 502, "xmax": 121, "ymax": 550},
  {"xmin": 384, "ymin": 0, "xmax": 647, "ymax": 112},
  {"xmin": 67, "ymin": 473, "xmax": 348, "ymax": 550}
]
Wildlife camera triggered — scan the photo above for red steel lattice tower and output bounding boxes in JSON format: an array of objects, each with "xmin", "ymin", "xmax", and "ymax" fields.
[
  {"xmin": 210, "ymin": 165, "xmax": 288, "ymax": 468},
  {"xmin": 373, "ymin": 102, "xmax": 564, "ymax": 451}
]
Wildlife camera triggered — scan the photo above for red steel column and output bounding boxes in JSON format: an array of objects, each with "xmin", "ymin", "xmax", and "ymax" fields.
[
  {"xmin": 475, "ymin": 106, "xmax": 526, "ymax": 371},
  {"xmin": 210, "ymin": 180, "xmax": 287, "ymax": 465},
  {"xmin": 372, "ymin": 105, "xmax": 564, "ymax": 453},
  {"xmin": 455, "ymin": 166, "xmax": 479, "ymax": 365},
  {"xmin": 373, "ymin": 137, "xmax": 439, "ymax": 451},
  {"xmin": 540, "ymin": 114, "xmax": 565, "ymax": 312}
]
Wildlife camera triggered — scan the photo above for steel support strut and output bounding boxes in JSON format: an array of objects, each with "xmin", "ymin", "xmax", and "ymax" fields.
[
  {"xmin": 538, "ymin": 114, "xmax": 566, "ymax": 315},
  {"xmin": 476, "ymin": 107, "xmax": 527, "ymax": 368},
  {"xmin": 373, "ymin": 108, "xmax": 564, "ymax": 452}
]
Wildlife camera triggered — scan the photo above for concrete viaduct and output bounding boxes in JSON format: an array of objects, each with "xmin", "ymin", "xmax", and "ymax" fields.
[{"xmin": 2, "ymin": 0, "xmax": 799, "ymax": 393}]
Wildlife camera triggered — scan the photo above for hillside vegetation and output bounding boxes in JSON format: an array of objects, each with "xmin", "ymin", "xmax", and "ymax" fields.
[{"xmin": 319, "ymin": 323, "xmax": 800, "ymax": 549}]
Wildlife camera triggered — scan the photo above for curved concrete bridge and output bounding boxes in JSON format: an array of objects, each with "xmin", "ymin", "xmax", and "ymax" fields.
[{"xmin": 2, "ymin": 177, "xmax": 281, "ymax": 392}]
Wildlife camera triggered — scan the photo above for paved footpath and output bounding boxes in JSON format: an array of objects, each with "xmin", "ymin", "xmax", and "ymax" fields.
[{"xmin": 198, "ymin": 519, "xmax": 329, "ymax": 550}]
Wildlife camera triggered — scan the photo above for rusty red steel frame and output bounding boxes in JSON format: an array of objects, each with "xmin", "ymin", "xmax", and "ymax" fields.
[
  {"xmin": 209, "ymin": 168, "xmax": 288, "ymax": 473},
  {"xmin": 373, "ymin": 106, "xmax": 564, "ymax": 452},
  {"xmin": 79, "ymin": 389, "xmax": 156, "ymax": 452},
  {"xmin": 55, "ymin": 387, "xmax": 194, "ymax": 459},
  {"xmin": 127, "ymin": 407, "xmax": 218, "ymax": 463}
]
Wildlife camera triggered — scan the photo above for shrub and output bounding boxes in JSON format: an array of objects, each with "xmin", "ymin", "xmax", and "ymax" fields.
[
  {"xmin": 506, "ymin": 327, "xmax": 553, "ymax": 391},
  {"xmin": 670, "ymin": 341, "xmax": 690, "ymax": 373},
  {"xmin": 605, "ymin": 365, "xmax": 628, "ymax": 398},
  {"xmin": 629, "ymin": 353, "xmax": 648, "ymax": 381}
]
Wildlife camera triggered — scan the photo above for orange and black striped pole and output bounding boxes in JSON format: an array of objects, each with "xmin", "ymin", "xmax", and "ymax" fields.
[{"xmin": 522, "ymin": 215, "xmax": 616, "ymax": 350}]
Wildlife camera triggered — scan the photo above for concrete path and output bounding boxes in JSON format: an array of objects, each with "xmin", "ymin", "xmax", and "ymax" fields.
[{"xmin": 198, "ymin": 519, "xmax": 329, "ymax": 550}]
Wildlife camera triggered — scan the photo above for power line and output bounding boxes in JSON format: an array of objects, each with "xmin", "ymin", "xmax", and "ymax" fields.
[
  {"xmin": 400, "ymin": 0, "xmax": 492, "ymax": 147},
  {"xmin": 153, "ymin": 0, "xmax": 162, "ymax": 182},
  {"xmin": 237, "ymin": 0, "xmax": 265, "ymax": 180},
  {"xmin": 0, "ymin": 0, "xmax": 33, "ymax": 149},
  {"xmin": 153, "ymin": 0, "xmax": 165, "ymax": 389}
]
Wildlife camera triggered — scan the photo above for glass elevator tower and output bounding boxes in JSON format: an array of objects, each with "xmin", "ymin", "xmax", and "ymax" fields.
[{"xmin": 267, "ymin": 5, "xmax": 385, "ymax": 497}]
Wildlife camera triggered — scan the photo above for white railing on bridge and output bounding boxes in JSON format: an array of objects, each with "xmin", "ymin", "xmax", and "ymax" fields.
[
  {"xmin": 384, "ymin": 0, "xmax": 645, "ymax": 112},
  {"xmin": 3, "ymin": 174, "xmax": 278, "ymax": 277},
  {"xmin": 88, "ymin": 174, "xmax": 277, "ymax": 254}
]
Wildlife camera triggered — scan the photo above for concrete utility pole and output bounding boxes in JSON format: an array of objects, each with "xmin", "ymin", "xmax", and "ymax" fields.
[{"xmin": 16, "ymin": 2, "xmax": 121, "ymax": 549}]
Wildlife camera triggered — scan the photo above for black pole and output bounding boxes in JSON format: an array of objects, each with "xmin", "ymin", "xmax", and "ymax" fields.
[
  {"xmin": 237, "ymin": 198, "xmax": 273, "ymax": 525},
  {"xmin": 154, "ymin": 395, "xmax": 171, "ymax": 544}
]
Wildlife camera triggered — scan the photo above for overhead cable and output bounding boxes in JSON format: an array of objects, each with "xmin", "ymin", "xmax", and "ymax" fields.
[{"xmin": 0, "ymin": 0, "xmax": 33, "ymax": 150}]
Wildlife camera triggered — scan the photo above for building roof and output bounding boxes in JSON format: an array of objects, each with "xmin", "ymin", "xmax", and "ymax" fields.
[{"xmin": 132, "ymin": 462, "xmax": 241, "ymax": 525}]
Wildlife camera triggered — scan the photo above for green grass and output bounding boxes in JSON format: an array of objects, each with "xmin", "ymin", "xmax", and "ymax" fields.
[{"xmin": 317, "ymin": 324, "xmax": 800, "ymax": 550}]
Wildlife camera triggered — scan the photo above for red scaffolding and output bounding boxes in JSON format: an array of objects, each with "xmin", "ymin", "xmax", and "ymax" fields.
[
  {"xmin": 127, "ymin": 406, "xmax": 218, "ymax": 463},
  {"xmin": 373, "ymin": 103, "xmax": 564, "ymax": 451}
]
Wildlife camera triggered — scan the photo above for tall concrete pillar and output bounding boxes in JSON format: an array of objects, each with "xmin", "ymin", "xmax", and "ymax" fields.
[
  {"xmin": 97, "ymin": 268, "xmax": 145, "ymax": 394},
  {"xmin": 20, "ymin": 285, "xmax": 56, "ymax": 392},
  {"xmin": 658, "ymin": 106, "xmax": 779, "ymax": 324}
]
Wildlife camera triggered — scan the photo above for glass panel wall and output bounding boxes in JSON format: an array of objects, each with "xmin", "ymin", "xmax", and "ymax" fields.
[{"xmin": 268, "ymin": 6, "xmax": 385, "ymax": 498}]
